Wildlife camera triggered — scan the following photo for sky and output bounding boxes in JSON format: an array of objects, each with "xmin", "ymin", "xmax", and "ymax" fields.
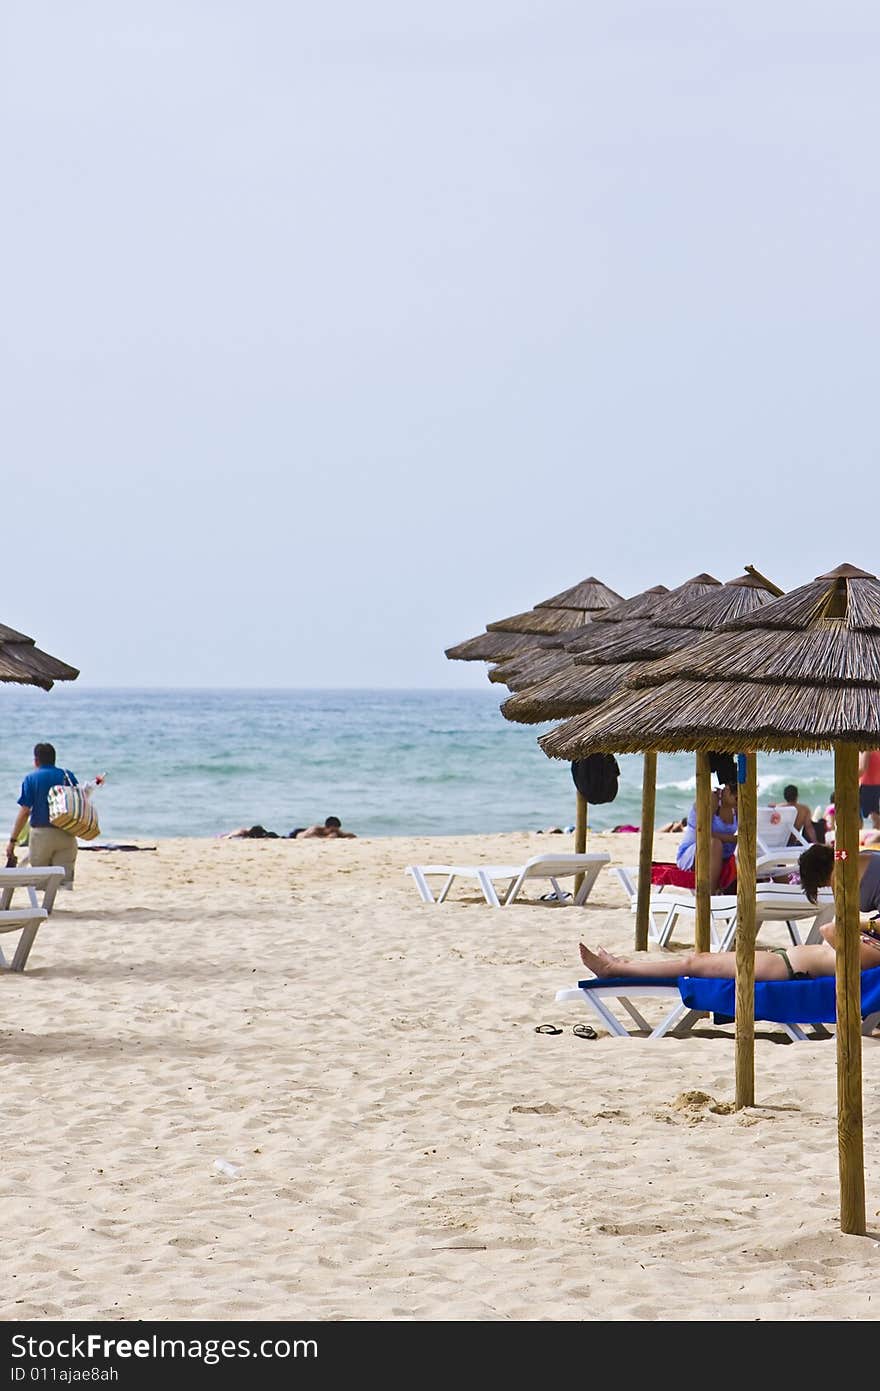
[{"xmin": 4, "ymin": 1, "xmax": 880, "ymax": 687}]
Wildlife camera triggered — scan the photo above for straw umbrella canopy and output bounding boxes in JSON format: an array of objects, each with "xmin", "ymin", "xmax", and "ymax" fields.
[
  {"xmin": 568, "ymin": 573, "xmax": 736, "ymax": 659},
  {"xmin": 488, "ymin": 584, "xmax": 670, "ymax": 691},
  {"xmin": 499, "ymin": 573, "xmax": 780, "ymax": 953},
  {"xmin": 445, "ymin": 576, "xmax": 624, "ymax": 870},
  {"xmin": 0, "ymin": 622, "xmax": 79, "ymax": 690},
  {"xmin": 0, "ymin": 619, "xmax": 79, "ymax": 861},
  {"xmin": 538, "ymin": 563, "xmax": 876, "ymax": 756},
  {"xmin": 444, "ymin": 576, "xmax": 624, "ymax": 665},
  {"xmin": 539, "ymin": 562, "xmax": 879, "ymax": 1235},
  {"xmin": 500, "ymin": 573, "xmax": 777, "ymax": 723}
]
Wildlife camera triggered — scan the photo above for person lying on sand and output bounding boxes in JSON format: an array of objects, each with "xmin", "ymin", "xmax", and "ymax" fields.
[
  {"xmin": 577, "ymin": 919, "xmax": 880, "ymax": 983},
  {"xmin": 290, "ymin": 816, "xmax": 356, "ymax": 840},
  {"xmin": 220, "ymin": 825, "xmax": 280, "ymax": 839}
]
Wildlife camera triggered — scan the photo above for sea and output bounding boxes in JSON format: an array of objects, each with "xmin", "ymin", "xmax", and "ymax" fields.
[{"xmin": 0, "ymin": 687, "xmax": 838, "ymax": 841}]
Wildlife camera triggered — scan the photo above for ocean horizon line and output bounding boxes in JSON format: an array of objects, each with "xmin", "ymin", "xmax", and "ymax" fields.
[{"xmin": 39, "ymin": 684, "xmax": 501, "ymax": 695}]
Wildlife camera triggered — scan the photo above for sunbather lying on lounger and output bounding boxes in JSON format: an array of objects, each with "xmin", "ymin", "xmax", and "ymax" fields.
[{"xmin": 578, "ymin": 919, "xmax": 880, "ymax": 982}]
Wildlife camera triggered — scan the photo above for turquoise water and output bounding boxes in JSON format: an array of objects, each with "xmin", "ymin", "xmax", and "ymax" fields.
[{"xmin": 0, "ymin": 687, "xmax": 837, "ymax": 840}]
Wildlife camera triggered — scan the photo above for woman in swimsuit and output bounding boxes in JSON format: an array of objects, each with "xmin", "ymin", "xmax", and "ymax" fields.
[{"xmin": 578, "ymin": 919, "xmax": 880, "ymax": 983}]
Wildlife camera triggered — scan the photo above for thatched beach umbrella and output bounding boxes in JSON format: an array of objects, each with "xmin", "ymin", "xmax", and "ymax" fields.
[
  {"xmin": 0, "ymin": 619, "xmax": 79, "ymax": 860},
  {"xmin": 506, "ymin": 572, "xmax": 782, "ymax": 950},
  {"xmin": 443, "ymin": 627, "xmax": 554, "ymax": 665},
  {"xmin": 500, "ymin": 574, "xmax": 782, "ymax": 951},
  {"xmin": 445, "ymin": 576, "xmax": 624, "ymax": 665},
  {"xmin": 0, "ymin": 622, "xmax": 79, "ymax": 690},
  {"xmin": 499, "ymin": 574, "xmax": 771, "ymax": 721},
  {"xmin": 445, "ymin": 576, "xmax": 624, "ymax": 866},
  {"xmin": 487, "ymin": 584, "xmax": 670, "ymax": 691},
  {"xmin": 539, "ymin": 562, "xmax": 879, "ymax": 1235}
]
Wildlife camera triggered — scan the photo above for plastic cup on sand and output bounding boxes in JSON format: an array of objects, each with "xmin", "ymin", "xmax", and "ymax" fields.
[{"xmin": 213, "ymin": 1158, "xmax": 240, "ymax": 1178}]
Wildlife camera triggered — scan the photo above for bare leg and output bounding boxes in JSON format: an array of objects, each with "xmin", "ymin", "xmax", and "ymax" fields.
[
  {"xmin": 578, "ymin": 942, "xmax": 794, "ymax": 981},
  {"xmin": 579, "ymin": 942, "xmax": 713, "ymax": 979}
]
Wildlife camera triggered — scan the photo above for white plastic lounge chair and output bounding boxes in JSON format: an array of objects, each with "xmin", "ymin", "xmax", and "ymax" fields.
[
  {"xmin": 713, "ymin": 883, "xmax": 836, "ymax": 951},
  {"xmin": 0, "ymin": 866, "xmax": 66, "ymax": 971},
  {"xmin": 755, "ymin": 852, "xmax": 803, "ymax": 880},
  {"xmin": 405, "ymin": 852, "xmax": 610, "ymax": 907},
  {"xmin": 613, "ymin": 868, "xmax": 833, "ymax": 951},
  {"xmin": 755, "ymin": 805, "xmax": 809, "ymax": 865},
  {"xmin": 613, "ymin": 867, "xmax": 738, "ymax": 948}
]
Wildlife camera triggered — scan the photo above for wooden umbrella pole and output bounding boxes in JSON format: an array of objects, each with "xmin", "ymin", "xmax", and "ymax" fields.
[
  {"xmin": 734, "ymin": 752, "xmax": 757, "ymax": 1110},
  {"xmin": 574, "ymin": 791, "xmax": 588, "ymax": 897},
  {"xmin": 634, "ymin": 751, "xmax": 657, "ymax": 951},
  {"xmin": 695, "ymin": 752, "xmax": 713, "ymax": 953},
  {"xmin": 833, "ymin": 741, "xmax": 866, "ymax": 1236}
]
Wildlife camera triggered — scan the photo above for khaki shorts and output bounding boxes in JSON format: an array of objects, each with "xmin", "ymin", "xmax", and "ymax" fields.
[{"xmin": 28, "ymin": 826, "xmax": 78, "ymax": 885}]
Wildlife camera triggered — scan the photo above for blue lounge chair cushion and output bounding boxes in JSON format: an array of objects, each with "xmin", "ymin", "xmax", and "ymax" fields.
[{"xmin": 678, "ymin": 964, "xmax": 880, "ymax": 1025}]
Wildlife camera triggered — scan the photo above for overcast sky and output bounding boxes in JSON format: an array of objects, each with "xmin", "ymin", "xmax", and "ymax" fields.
[{"xmin": 4, "ymin": 2, "xmax": 879, "ymax": 687}]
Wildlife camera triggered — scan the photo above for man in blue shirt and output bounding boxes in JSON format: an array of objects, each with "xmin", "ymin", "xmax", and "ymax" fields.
[{"xmin": 7, "ymin": 743, "xmax": 79, "ymax": 886}]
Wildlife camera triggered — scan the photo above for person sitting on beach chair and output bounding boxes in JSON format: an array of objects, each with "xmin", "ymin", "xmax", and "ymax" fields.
[
  {"xmin": 779, "ymin": 784, "xmax": 817, "ymax": 844},
  {"xmin": 676, "ymin": 782, "xmax": 738, "ymax": 892}
]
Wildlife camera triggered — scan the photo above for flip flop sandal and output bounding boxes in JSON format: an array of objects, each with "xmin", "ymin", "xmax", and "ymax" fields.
[
  {"xmin": 534, "ymin": 1024, "xmax": 563, "ymax": 1035},
  {"xmin": 573, "ymin": 1023, "xmax": 597, "ymax": 1040}
]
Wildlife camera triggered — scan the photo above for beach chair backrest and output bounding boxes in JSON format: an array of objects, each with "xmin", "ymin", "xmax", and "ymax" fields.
[{"xmin": 756, "ymin": 805, "xmax": 798, "ymax": 850}]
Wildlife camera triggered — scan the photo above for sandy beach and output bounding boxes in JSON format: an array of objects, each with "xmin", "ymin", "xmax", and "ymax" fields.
[{"xmin": 5, "ymin": 828, "xmax": 880, "ymax": 1322}]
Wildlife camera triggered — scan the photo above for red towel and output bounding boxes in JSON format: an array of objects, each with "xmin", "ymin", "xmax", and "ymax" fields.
[{"xmin": 650, "ymin": 857, "xmax": 736, "ymax": 890}]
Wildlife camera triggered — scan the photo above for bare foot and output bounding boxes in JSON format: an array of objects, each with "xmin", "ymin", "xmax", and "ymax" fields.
[{"xmin": 578, "ymin": 942, "xmax": 620, "ymax": 977}]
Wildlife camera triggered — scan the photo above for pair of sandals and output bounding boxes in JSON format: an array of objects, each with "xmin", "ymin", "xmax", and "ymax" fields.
[{"xmin": 535, "ymin": 1022, "xmax": 596, "ymax": 1040}]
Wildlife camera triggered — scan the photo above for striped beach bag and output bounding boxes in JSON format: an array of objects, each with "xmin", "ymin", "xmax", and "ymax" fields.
[{"xmin": 47, "ymin": 773, "xmax": 100, "ymax": 840}]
